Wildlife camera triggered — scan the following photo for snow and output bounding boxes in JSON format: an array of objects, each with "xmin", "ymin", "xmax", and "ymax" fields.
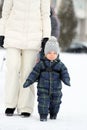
[{"xmin": 0, "ymin": 48, "xmax": 87, "ymax": 130}]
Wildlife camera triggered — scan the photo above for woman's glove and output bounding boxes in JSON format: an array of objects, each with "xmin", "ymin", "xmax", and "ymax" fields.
[
  {"xmin": 0, "ymin": 36, "xmax": 4, "ymax": 48},
  {"xmin": 41, "ymin": 38, "xmax": 49, "ymax": 52}
]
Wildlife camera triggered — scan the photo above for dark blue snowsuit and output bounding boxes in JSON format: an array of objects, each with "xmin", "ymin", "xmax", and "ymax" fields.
[{"xmin": 23, "ymin": 57, "xmax": 70, "ymax": 116}]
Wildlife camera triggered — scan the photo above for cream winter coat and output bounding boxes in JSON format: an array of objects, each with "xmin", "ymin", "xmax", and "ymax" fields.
[{"xmin": 0, "ymin": 0, "xmax": 51, "ymax": 50}]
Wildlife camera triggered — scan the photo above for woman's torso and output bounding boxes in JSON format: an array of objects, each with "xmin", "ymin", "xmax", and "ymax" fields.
[{"xmin": 4, "ymin": 0, "xmax": 43, "ymax": 49}]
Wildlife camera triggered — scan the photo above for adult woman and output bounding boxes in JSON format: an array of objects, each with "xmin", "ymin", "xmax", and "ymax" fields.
[{"xmin": 0, "ymin": 0, "xmax": 51, "ymax": 117}]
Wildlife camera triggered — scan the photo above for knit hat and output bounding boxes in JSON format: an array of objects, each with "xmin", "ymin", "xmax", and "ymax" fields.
[{"xmin": 44, "ymin": 36, "xmax": 60, "ymax": 55}]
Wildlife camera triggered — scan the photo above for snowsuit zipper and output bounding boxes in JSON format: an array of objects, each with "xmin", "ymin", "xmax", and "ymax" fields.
[{"xmin": 49, "ymin": 61, "xmax": 52, "ymax": 95}]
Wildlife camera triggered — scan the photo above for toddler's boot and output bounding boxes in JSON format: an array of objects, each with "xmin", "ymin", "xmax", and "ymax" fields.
[
  {"xmin": 40, "ymin": 114, "xmax": 47, "ymax": 121},
  {"xmin": 50, "ymin": 113, "xmax": 57, "ymax": 119}
]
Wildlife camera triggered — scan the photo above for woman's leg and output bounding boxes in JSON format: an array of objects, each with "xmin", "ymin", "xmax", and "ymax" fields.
[
  {"xmin": 5, "ymin": 48, "xmax": 21, "ymax": 109},
  {"xmin": 17, "ymin": 49, "xmax": 38, "ymax": 115}
]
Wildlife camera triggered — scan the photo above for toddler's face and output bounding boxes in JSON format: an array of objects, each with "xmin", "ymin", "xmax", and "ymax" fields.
[{"xmin": 46, "ymin": 51, "xmax": 58, "ymax": 61}]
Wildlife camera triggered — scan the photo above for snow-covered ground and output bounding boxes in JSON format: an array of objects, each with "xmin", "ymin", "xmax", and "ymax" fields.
[{"xmin": 0, "ymin": 48, "xmax": 87, "ymax": 130}]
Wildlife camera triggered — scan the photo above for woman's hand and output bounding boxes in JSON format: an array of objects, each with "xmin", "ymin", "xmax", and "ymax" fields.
[{"xmin": 0, "ymin": 36, "xmax": 4, "ymax": 48}]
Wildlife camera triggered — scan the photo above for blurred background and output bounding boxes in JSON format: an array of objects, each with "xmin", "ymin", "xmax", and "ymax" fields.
[
  {"xmin": 51, "ymin": 0, "xmax": 87, "ymax": 52},
  {"xmin": 0, "ymin": 0, "xmax": 87, "ymax": 52}
]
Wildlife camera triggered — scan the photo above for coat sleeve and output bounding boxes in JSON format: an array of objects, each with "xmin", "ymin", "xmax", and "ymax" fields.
[
  {"xmin": 23, "ymin": 62, "xmax": 41, "ymax": 88},
  {"xmin": 60, "ymin": 62, "xmax": 71, "ymax": 86},
  {"xmin": 40, "ymin": 0, "xmax": 51, "ymax": 38},
  {"xmin": 0, "ymin": 0, "xmax": 13, "ymax": 35}
]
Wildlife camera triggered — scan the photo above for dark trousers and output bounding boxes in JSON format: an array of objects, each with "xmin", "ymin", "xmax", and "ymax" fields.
[{"xmin": 37, "ymin": 90, "xmax": 62, "ymax": 115}]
